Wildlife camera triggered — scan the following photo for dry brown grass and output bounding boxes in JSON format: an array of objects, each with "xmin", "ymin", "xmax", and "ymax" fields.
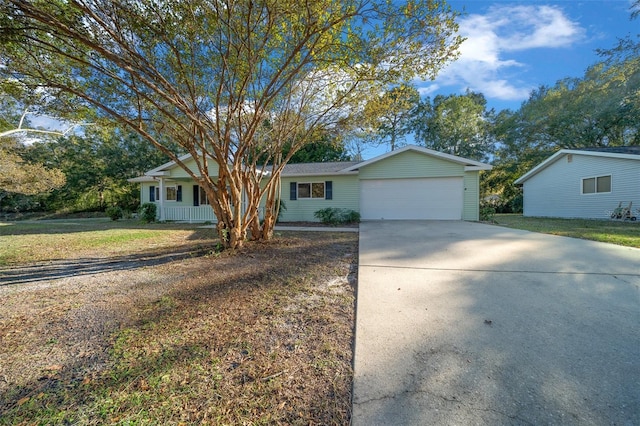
[{"xmin": 0, "ymin": 220, "xmax": 357, "ymax": 425}]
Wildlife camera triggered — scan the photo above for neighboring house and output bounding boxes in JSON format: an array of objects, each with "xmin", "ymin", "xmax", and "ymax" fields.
[
  {"xmin": 514, "ymin": 147, "xmax": 640, "ymax": 219},
  {"xmin": 128, "ymin": 145, "xmax": 492, "ymax": 222}
]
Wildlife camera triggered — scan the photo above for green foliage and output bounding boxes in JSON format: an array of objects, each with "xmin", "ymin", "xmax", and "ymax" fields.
[
  {"xmin": 362, "ymin": 83, "xmax": 420, "ymax": 151},
  {"xmin": 314, "ymin": 208, "xmax": 360, "ymax": 225},
  {"xmin": 341, "ymin": 209, "xmax": 361, "ymax": 224},
  {"xmin": 0, "ymin": 139, "xmax": 66, "ymax": 202},
  {"xmin": 20, "ymin": 129, "xmax": 175, "ymax": 213},
  {"xmin": 288, "ymin": 138, "xmax": 351, "ymax": 163},
  {"xmin": 139, "ymin": 203, "xmax": 157, "ymax": 223},
  {"xmin": 105, "ymin": 205, "xmax": 123, "ymax": 221},
  {"xmin": 479, "ymin": 204, "xmax": 496, "ymax": 222},
  {"xmin": 414, "ymin": 91, "xmax": 495, "ymax": 161}
]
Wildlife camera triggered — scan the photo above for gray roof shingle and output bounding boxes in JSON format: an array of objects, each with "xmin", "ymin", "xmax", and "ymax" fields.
[
  {"xmin": 281, "ymin": 161, "xmax": 361, "ymax": 176},
  {"xmin": 577, "ymin": 146, "xmax": 640, "ymax": 155}
]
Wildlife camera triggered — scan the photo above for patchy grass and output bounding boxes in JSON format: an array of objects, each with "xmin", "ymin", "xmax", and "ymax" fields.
[
  {"xmin": 494, "ymin": 214, "xmax": 640, "ymax": 248},
  {"xmin": 0, "ymin": 219, "xmax": 217, "ymax": 266},
  {"xmin": 0, "ymin": 221, "xmax": 357, "ymax": 425}
]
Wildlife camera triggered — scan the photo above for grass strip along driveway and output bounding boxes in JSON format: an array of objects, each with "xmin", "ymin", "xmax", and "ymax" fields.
[
  {"xmin": 0, "ymin": 219, "xmax": 357, "ymax": 425},
  {"xmin": 494, "ymin": 214, "xmax": 640, "ymax": 248}
]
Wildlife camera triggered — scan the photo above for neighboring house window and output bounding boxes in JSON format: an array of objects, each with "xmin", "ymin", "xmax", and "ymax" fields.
[
  {"xmin": 165, "ymin": 185, "xmax": 183, "ymax": 202},
  {"xmin": 582, "ymin": 175, "xmax": 611, "ymax": 194},
  {"xmin": 149, "ymin": 186, "xmax": 156, "ymax": 202},
  {"xmin": 289, "ymin": 181, "xmax": 333, "ymax": 200}
]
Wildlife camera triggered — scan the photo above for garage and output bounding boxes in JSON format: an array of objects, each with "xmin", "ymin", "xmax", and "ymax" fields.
[{"xmin": 360, "ymin": 177, "xmax": 464, "ymax": 220}]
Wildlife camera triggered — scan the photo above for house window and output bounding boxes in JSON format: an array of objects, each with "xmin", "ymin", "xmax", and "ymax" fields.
[
  {"xmin": 155, "ymin": 187, "xmax": 160, "ymax": 201},
  {"xmin": 165, "ymin": 185, "xmax": 183, "ymax": 202},
  {"xmin": 199, "ymin": 186, "xmax": 209, "ymax": 205},
  {"xmin": 297, "ymin": 182, "xmax": 325, "ymax": 199},
  {"xmin": 166, "ymin": 186, "xmax": 177, "ymax": 201},
  {"xmin": 290, "ymin": 181, "xmax": 332, "ymax": 200},
  {"xmin": 582, "ymin": 175, "xmax": 611, "ymax": 194}
]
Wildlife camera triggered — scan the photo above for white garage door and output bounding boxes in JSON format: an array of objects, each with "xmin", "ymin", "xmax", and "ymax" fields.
[{"xmin": 360, "ymin": 177, "xmax": 463, "ymax": 220}]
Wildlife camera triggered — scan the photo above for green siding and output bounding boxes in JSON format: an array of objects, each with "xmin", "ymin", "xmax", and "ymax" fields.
[
  {"xmin": 358, "ymin": 150, "xmax": 464, "ymax": 180},
  {"xmin": 462, "ymin": 171, "xmax": 480, "ymax": 221},
  {"xmin": 168, "ymin": 157, "xmax": 220, "ymax": 178},
  {"xmin": 280, "ymin": 175, "xmax": 359, "ymax": 222}
]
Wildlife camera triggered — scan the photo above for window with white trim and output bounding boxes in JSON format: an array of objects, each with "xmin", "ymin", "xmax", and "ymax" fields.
[
  {"xmin": 582, "ymin": 175, "xmax": 611, "ymax": 194},
  {"xmin": 289, "ymin": 181, "xmax": 332, "ymax": 200},
  {"xmin": 297, "ymin": 182, "xmax": 325, "ymax": 199}
]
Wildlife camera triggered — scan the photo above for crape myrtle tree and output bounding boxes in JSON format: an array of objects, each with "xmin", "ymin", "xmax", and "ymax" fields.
[{"xmin": 0, "ymin": 0, "xmax": 462, "ymax": 249}]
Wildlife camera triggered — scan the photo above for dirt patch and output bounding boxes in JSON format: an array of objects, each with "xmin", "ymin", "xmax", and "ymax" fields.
[{"xmin": 0, "ymin": 232, "xmax": 357, "ymax": 425}]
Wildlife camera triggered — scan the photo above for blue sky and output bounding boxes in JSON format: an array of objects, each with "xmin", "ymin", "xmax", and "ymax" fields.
[{"xmin": 415, "ymin": 0, "xmax": 639, "ymax": 112}]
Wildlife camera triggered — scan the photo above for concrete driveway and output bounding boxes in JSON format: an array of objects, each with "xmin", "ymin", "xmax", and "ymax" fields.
[{"xmin": 352, "ymin": 221, "xmax": 640, "ymax": 425}]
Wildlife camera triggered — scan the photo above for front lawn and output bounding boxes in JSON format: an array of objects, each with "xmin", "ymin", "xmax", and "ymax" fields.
[
  {"xmin": 0, "ymin": 219, "xmax": 218, "ymax": 267},
  {"xmin": 0, "ymin": 219, "xmax": 357, "ymax": 425},
  {"xmin": 494, "ymin": 214, "xmax": 640, "ymax": 248}
]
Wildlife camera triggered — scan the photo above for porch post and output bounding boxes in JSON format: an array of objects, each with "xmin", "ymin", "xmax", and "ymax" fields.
[{"xmin": 159, "ymin": 177, "xmax": 165, "ymax": 221}]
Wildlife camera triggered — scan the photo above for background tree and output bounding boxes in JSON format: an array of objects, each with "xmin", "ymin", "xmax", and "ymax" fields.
[
  {"xmin": 414, "ymin": 91, "xmax": 495, "ymax": 161},
  {"xmin": 287, "ymin": 134, "xmax": 351, "ymax": 163},
  {"xmin": 0, "ymin": 138, "xmax": 65, "ymax": 207},
  {"xmin": 1, "ymin": 0, "xmax": 462, "ymax": 249},
  {"xmin": 362, "ymin": 83, "xmax": 420, "ymax": 151},
  {"xmin": 23, "ymin": 128, "xmax": 177, "ymax": 212},
  {"xmin": 0, "ymin": 85, "xmax": 66, "ymax": 208}
]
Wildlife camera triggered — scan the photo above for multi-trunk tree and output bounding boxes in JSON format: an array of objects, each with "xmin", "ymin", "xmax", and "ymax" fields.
[{"xmin": 1, "ymin": 0, "xmax": 461, "ymax": 248}]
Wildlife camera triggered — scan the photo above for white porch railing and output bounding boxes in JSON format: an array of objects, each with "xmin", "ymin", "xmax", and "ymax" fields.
[
  {"xmin": 160, "ymin": 206, "xmax": 217, "ymax": 223},
  {"xmin": 158, "ymin": 206, "xmax": 265, "ymax": 223}
]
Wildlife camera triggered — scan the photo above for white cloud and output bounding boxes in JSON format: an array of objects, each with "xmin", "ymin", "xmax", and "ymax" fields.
[
  {"xmin": 496, "ymin": 5, "xmax": 584, "ymax": 50},
  {"xmin": 418, "ymin": 4, "xmax": 585, "ymax": 101}
]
